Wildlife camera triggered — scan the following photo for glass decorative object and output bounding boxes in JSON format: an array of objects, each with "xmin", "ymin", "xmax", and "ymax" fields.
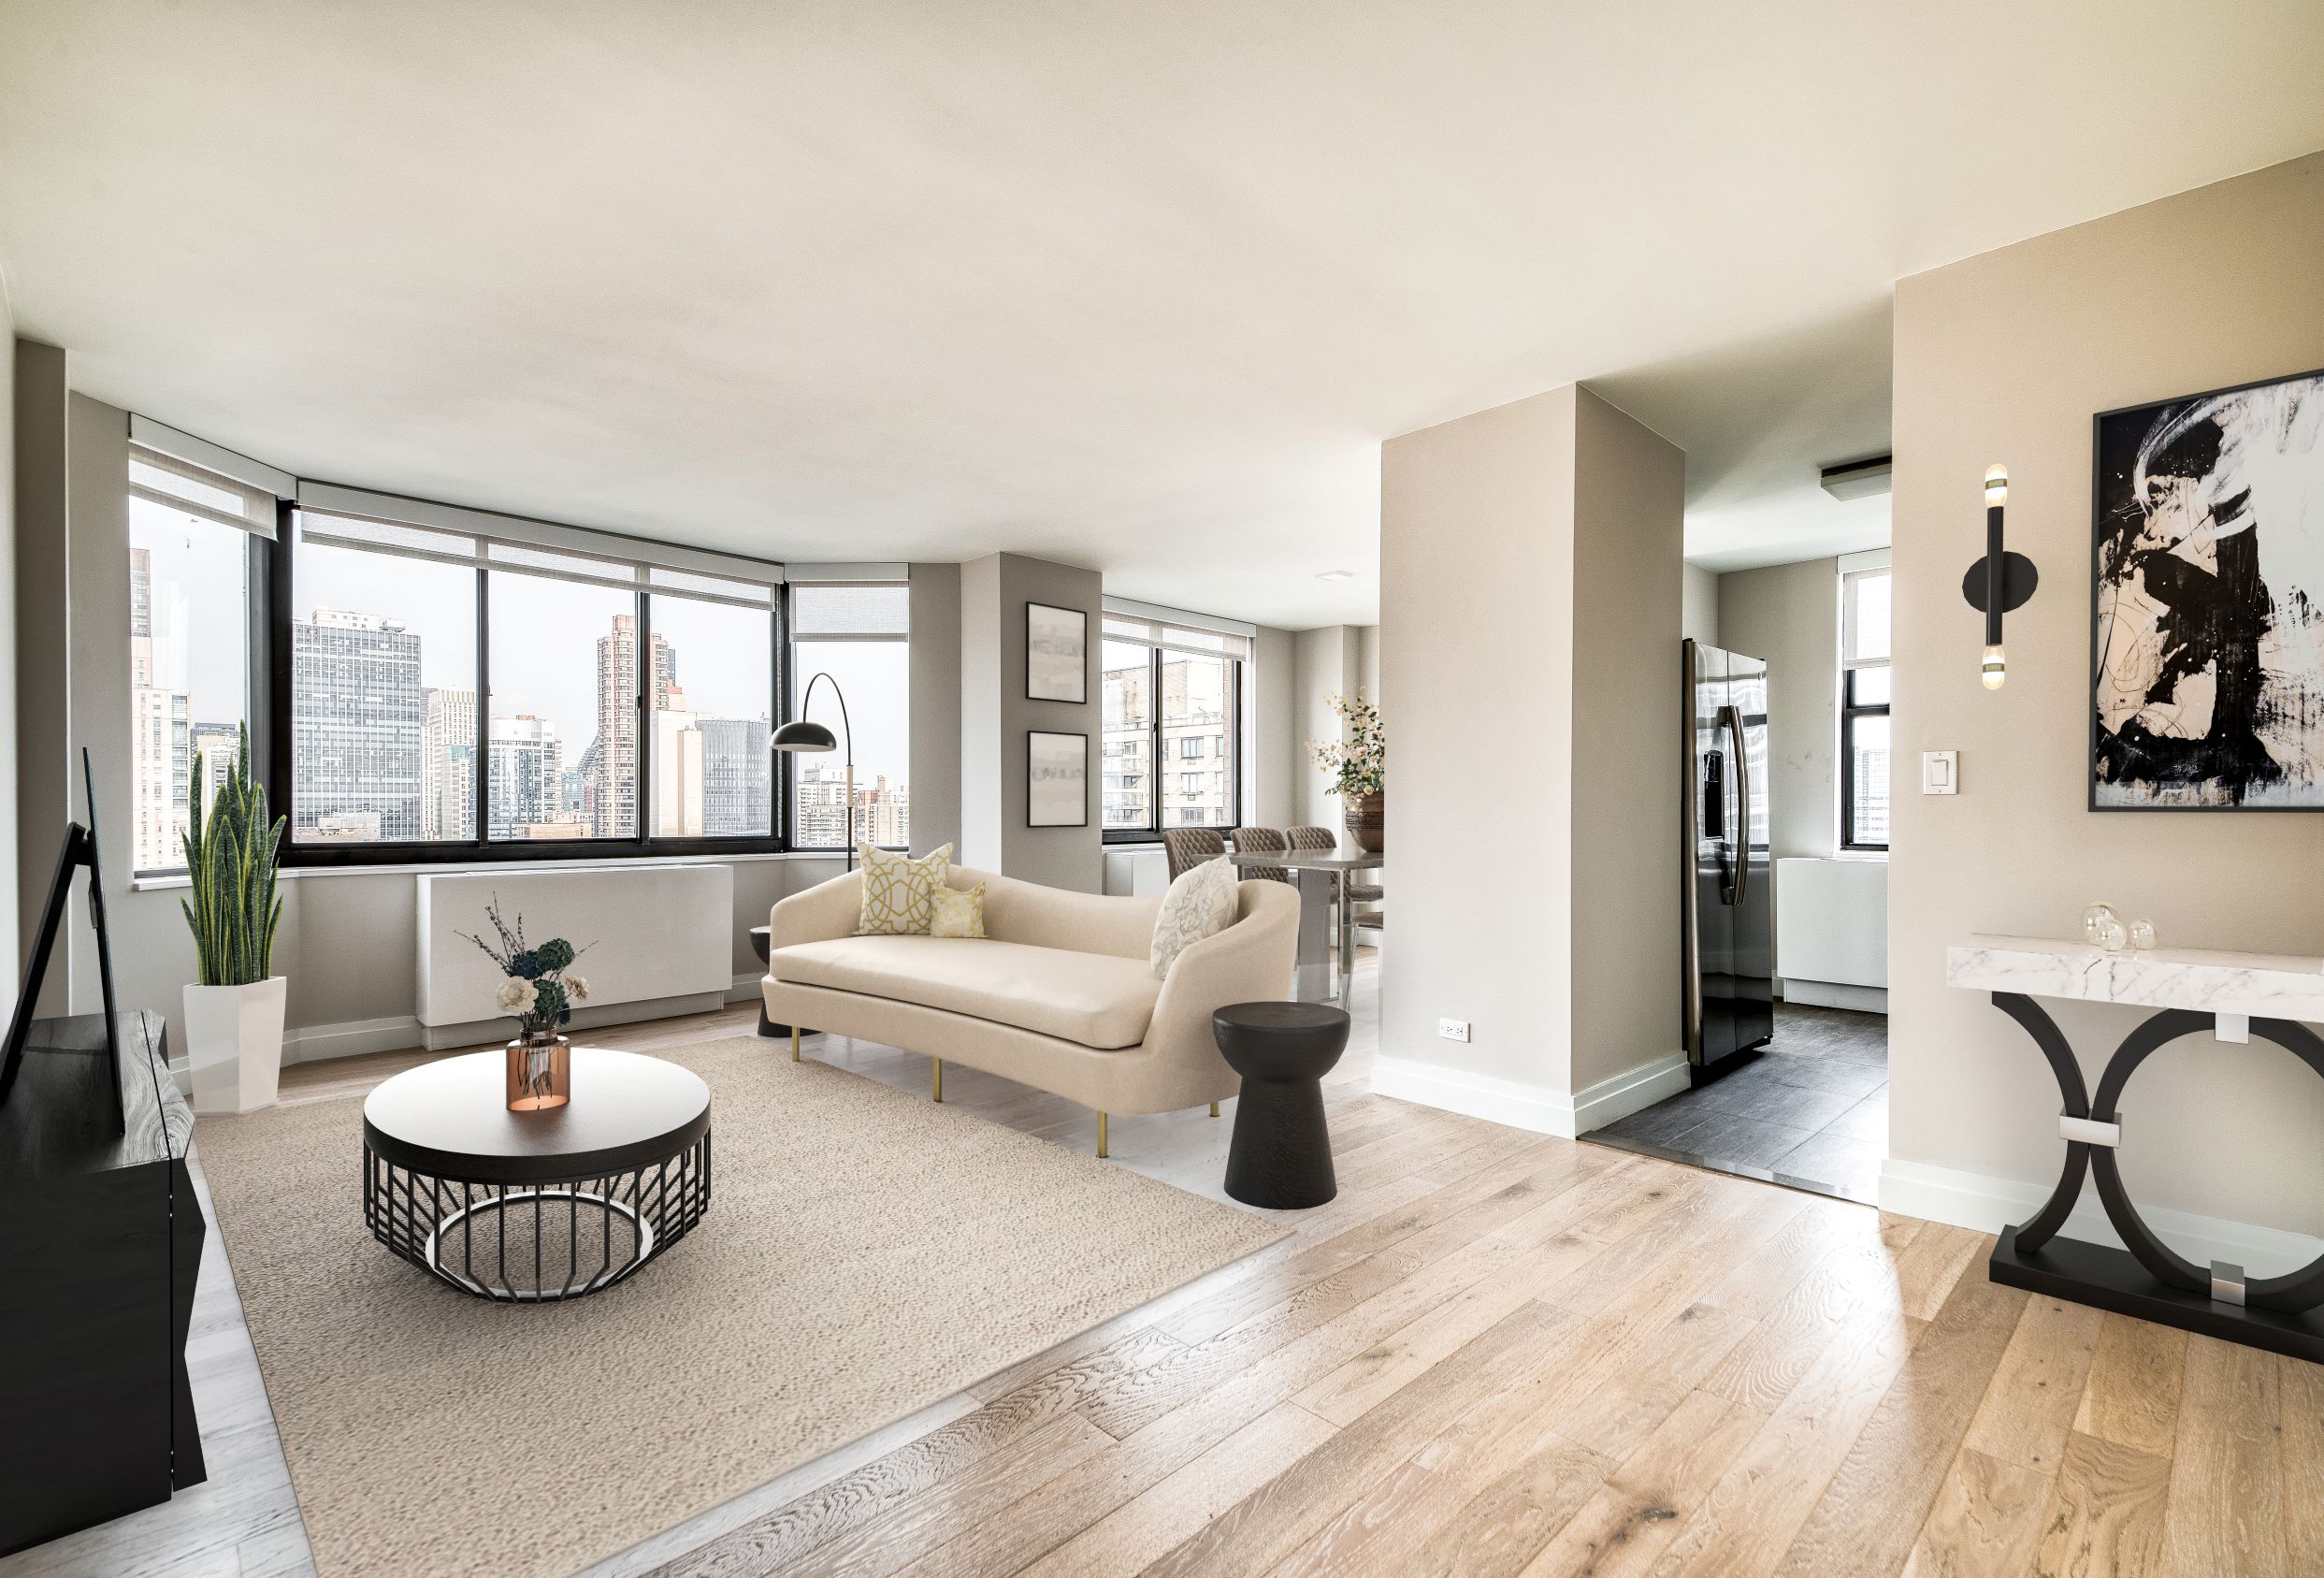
[
  {"xmin": 2093, "ymin": 915, "xmax": 2129, "ymax": 953},
  {"xmin": 2082, "ymin": 903, "xmax": 2120, "ymax": 947},
  {"xmin": 506, "ymin": 1032, "xmax": 571, "ymax": 1111},
  {"xmin": 2129, "ymin": 919, "xmax": 2158, "ymax": 950}
]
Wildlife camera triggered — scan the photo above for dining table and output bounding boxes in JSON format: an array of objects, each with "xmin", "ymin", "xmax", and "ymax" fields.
[{"xmin": 1224, "ymin": 846, "xmax": 1381, "ymax": 1006}]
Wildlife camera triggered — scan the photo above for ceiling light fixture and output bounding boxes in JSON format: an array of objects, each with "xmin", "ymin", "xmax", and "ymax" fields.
[
  {"xmin": 1315, "ymin": 570, "xmax": 1355, "ymax": 583},
  {"xmin": 1818, "ymin": 455, "xmax": 1893, "ymax": 500}
]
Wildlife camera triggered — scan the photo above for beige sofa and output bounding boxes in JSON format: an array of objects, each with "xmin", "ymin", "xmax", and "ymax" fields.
[{"xmin": 762, "ymin": 863, "xmax": 1297, "ymax": 1154}]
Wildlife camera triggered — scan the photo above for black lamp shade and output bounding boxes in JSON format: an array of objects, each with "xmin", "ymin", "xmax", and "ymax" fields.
[{"xmin": 769, "ymin": 720, "xmax": 838, "ymax": 753}]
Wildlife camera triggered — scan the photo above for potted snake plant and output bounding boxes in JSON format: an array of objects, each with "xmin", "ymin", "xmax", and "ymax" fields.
[{"xmin": 180, "ymin": 723, "xmax": 288, "ymax": 1113}]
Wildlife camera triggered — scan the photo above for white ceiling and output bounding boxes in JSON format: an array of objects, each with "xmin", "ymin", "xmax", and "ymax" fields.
[{"xmin": 4, "ymin": 4, "xmax": 2320, "ymax": 626}]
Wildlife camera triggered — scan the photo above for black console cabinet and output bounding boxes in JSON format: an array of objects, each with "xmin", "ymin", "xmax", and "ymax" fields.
[{"xmin": 0, "ymin": 1009, "xmax": 205, "ymax": 1555}]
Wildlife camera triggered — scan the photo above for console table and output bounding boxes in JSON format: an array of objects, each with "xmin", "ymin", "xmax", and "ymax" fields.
[{"xmin": 1948, "ymin": 934, "xmax": 2324, "ymax": 1363}]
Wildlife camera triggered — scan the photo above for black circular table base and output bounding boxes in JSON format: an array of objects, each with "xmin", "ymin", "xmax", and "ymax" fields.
[
  {"xmin": 364, "ymin": 1133, "xmax": 711, "ymax": 1302},
  {"xmin": 1214, "ymin": 1001, "xmax": 1350, "ymax": 1210},
  {"xmin": 1998, "ymin": 992, "xmax": 2324, "ymax": 1315}
]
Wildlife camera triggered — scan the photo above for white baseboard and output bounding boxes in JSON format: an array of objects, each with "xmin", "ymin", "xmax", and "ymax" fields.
[
  {"xmin": 1572, "ymin": 1054, "xmax": 1692, "ymax": 1134},
  {"xmin": 1878, "ymin": 1156, "xmax": 2324, "ymax": 1280},
  {"xmin": 1370, "ymin": 1050, "xmax": 1688, "ymax": 1141},
  {"xmin": 1783, "ymin": 978, "xmax": 1887, "ymax": 1013},
  {"xmin": 1371, "ymin": 1055, "xmax": 1576, "ymax": 1137},
  {"xmin": 729, "ymin": 972, "xmax": 767, "ymax": 1005}
]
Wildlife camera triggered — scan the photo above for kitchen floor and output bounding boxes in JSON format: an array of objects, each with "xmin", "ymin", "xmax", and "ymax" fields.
[{"xmin": 1585, "ymin": 1002, "xmax": 1887, "ymax": 1204}]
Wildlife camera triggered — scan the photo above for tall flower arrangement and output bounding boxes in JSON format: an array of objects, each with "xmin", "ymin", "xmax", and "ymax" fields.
[
  {"xmin": 181, "ymin": 722, "xmax": 284, "ymax": 986},
  {"xmin": 1305, "ymin": 691, "xmax": 1385, "ymax": 796},
  {"xmin": 458, "ymin": 898, "xmax": 593, "ymax": 1041}
]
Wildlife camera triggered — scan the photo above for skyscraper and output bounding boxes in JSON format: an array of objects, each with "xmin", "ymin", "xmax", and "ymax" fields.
[
  {"xmin": 699, "ymin": 717, "xmax": 772, "ymax": 835},
  {"xmin": 488, "ymin": 715, "xmax": 565, "ymax": 837},
  {"xmin": 591, "ymin": 613, "xmax": 676, "ymax": 837},
  {"xmin": 293, "ymin": 609, "xmax": 424, "ymax": 840},
  {"xmin": 420, "ymin": 688, "xmax": 477, "ymax": 841},
  {"xmin": 128, "ymin": 546, "xmax": 192, "ymax": 870}
]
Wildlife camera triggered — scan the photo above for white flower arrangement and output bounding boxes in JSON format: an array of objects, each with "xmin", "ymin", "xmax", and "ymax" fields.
[
  {"xmin": 1305, "ymin": 690, "xmax": 1385, "ymax": 796},
  {"xmin": 496, "ymin": 977, "xmax": 539, "ymax": 1014},
  {"xmin": 564, "ymin": 974, "xmax": 591, "ymax": 1005}
]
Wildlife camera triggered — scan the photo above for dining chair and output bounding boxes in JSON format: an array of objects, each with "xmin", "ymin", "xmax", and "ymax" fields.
[
  {"xmin": 1228, "ymin": 826, "xmax": 1292, "ymax": 884},
  {"xmin": 1161, "ymin": 827, "xmax": 1226, "ymax": 882}
]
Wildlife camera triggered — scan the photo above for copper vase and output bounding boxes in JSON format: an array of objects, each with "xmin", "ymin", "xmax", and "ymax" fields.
[
  {"xmin": 505, "ymin": 1033, "xmax": 571, "ymax": 1111},
  {"xmin": 1343, "ymin": 790, "xmax": 1384, "ymax": 854}
]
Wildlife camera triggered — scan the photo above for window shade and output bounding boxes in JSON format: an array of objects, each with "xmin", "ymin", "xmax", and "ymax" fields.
[
  {"xmin": 792, "ymin": 582, "xmax": 909, "ymax": 638},
  {"xmin": 1101, "ymin": 609, "xmax": 1252, "ymax": 662},
  {"xmin": 130, "ymin": 443, "xmax": 279, "ymax": 539},
  {"xmin": 296, "ymin": 511, "xmax": 780, "ymax": 609},
  {"xmin": 1841, "ymin": 568, "xmax": 1891, "ymax": 670}
]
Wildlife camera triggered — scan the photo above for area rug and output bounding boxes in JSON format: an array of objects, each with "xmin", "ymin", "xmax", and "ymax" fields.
[{"xmin": 194, "ymin": 1036, "xmax": 1286, "ymax": 1578}]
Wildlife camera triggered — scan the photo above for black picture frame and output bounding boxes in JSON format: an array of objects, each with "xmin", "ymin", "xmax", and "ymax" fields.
[
  {"xmin": 1026, "ymin": 730, "xmax": 1090, "ymax": 828},
  {"xmin": 2088, "ymin": 363, "xmax": 2324, "ymax": 813},
  {"xmin": 1025, "ymin": 601, "xmax": 1087, "ymax": 704}
]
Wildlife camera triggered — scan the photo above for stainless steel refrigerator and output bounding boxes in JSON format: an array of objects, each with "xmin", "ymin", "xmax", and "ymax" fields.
[{"xmin": 1682, "ymin": 639, "xmax": 1773, "ymax": 1076}]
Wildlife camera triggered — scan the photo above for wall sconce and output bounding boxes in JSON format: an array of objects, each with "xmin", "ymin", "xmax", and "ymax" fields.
[{"xmin": 1961, "ymin": 464, "xmax": 2037, "ymax": 688}]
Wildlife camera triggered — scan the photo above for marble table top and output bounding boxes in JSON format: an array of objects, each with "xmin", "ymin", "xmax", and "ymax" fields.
[
  {"xmin": 1946, "ymin": 934, "xmax": 2324, "ymax": 1021},
  {"xmin": 1224, "ymin": 847, "xmax": 1382, "ymax": 872}
]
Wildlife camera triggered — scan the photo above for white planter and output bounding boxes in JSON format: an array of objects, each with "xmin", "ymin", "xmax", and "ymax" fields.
[{"xmin": 183, "ymin": 977, "xmax": 288, "ymax": 1115}]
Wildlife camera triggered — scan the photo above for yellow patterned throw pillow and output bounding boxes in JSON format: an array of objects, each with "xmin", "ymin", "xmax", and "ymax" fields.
[
  {"xmin": 929, "ymin": 881, "xmax": 988, "ymax": 939},
  {"xmin": 856, "ymin": 843, "xmax": 954, "ymax": 935}
]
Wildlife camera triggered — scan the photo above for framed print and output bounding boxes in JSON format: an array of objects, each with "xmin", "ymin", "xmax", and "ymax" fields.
[
  {"xmin": 2092, "ymin": 364, "xmax": 2324, "ymax": 809},
  {"xmin": 1026, "ymin": 731, "xmax": 1090, "ymax": 827},
  {"xmin": 1025, "ymin": 601, "xmax": 1087, "ymax": 703}
]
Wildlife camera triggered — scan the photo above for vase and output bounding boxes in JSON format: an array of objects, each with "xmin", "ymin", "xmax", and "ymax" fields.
[
  {"xmin": 505, "ymin": 1032, "xmax": 571, "ymax": 1111},
  {"xmin": 1344, "ymin": 790, "xmax": 1384, "ymax": 854},
  {"xmin": 182, "ymin": 976, "xmax": 288, "ymax": 1115}
]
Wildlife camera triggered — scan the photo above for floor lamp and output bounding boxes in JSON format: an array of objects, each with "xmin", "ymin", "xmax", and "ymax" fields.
[{"xmin": 771, "ymin": 672, "xmax": 856, "ymax": 869}]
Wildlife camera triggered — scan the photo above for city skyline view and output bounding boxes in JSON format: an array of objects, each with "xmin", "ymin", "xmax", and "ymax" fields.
[{"xmin": 128, "ymin": 499, "xmax": 909, "ymax": 868}]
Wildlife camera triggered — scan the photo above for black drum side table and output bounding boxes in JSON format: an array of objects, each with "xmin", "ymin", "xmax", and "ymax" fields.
[
  {"xmin": 1214, "ymin": 1001, "xmax": 1350, "ymax": 1209},
  {"xmin": 749, "ymin": 925, "xmax": 792, "ymax": 1038}
]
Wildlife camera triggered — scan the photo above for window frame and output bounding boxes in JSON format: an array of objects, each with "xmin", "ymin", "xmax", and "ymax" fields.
[
  {"xmin": 1839, "ymin": 562, "xmax": 1892, "ymax": 855},
  {"xmin": 781, "ymin": 581, "xmax": 912, "ymax": 855},
  {"xmin": 1100, "ymin": 644, "xmax": 1242, "ymax": 845},
  {"xmin": 267, "ymin": 517, "xmax": 792, "ymax": 868}
]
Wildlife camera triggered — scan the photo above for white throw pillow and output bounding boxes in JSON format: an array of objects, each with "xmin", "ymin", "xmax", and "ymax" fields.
[{"xmin": 1150, "ymin": 856, "xmax": 1240, "ymax": 978}]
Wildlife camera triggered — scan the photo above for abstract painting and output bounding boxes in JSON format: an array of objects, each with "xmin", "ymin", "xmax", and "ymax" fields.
[
  {"xmin": 1026, "ymin": 602, "xmax": 1087, "ymax": 703},
  {"xmin": 1026, "ymin": 731, "xmax": 1089, "ymax": 827},
  {"xmin": 2092, "ymin": 366, "xmax": 2324, "ymax": 808}
]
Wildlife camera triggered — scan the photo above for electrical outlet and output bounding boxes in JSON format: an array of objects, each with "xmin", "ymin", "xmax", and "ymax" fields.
[{"xmin": 1437, "ymin": 1018, "xmax": 1472, "ymax": 1043}]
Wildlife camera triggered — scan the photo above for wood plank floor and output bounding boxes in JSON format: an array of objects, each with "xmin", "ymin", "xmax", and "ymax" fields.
[{"xmin": 6, "ymin": 953, "xmax": 2314, "ymax": 1577}]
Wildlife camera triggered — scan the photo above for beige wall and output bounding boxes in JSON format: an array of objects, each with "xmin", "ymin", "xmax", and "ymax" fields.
[
  {"xmin": 1889, "ymin": 152, "xmax": 2324, "ymax": 1240},
  {"xmin": 1249, "ymin": 624, "xmax": 1297, "ymax": 827},
  {"xmin": 906, "ymin": 560, "xmax": 962, "ymax": 857},
  {"xmin": 1292, "ymin": 625, "xmax": 1363, "ymax": 828},
  {"xmin": 1682, "ymin": 560, "xmax": 1719, "ymax": 646},
  {"xmin": 1719, "ymin": 555, "xmax": 1841, "ymax": 890},
  {"xmin": 0, "ymin": 309, "xmax": 16, "ymax": 990},
  {"xmin": 1380, "ymin": 384, "xmax": 1682, "ymax": 1121},
  {"xmin": 13, "ymin": 338, "xmax": 65, "ymax": 1008},
  {"xmin": 958, "ymin": 551, "xmax": 1103, "ymax": 890},
  {"xmin": 1568, "ymin": 389, "xmax": 1685, "ymax": 1091}
]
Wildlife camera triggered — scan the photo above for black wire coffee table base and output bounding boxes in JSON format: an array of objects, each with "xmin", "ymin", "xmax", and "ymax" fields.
[{"xmin": 364, "ymin": 1135, "xmax": 711, "ymax": 1302}]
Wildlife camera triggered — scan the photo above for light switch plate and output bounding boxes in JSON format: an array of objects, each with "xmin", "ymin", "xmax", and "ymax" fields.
[{"xmin": 1922, "ymin": 750, "xmax": 1958, "ymax": 794}]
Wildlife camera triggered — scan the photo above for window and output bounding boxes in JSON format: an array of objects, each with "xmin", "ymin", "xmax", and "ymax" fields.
[
  {"xmin": 1841, "ymin": 565, "xmax": 1891, "ymax": 851},
  {"xmin": 651, "ymin": 583, "xmax": 774, "ymax": 838},
  {"xmin": 291, "ymin": 535, "xmax": 476, "ymax": 844},
  {"xmin": 275, "ymin": 499, "xmax": 787, "ymax": 863},
  {"xmin": 128, "ymin": 444, "xmax": 266, "ymax": 876},
  {"xmin": 1099, "ymin": 608, "xmax": 1247, "ymax": 839},
  {"xmin": 787, "ymin": 583, "xmax": 909, "ymax": 850},
  {"xmin": 1101, "ymin": 640, "xmax": 1153, "ymax": 831}
]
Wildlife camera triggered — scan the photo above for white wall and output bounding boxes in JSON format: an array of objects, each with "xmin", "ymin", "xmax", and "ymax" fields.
[
  {"xmin": 1379, "ymin": 384, "xmax": 1683, "ymax": 1134},
  {"xmin": 1249, "ymin": 623, "xmax": 1297, "ymax": 828},
  {"xmin": 1887, "ymin": 152, "xmax": 2324, "ymax": 1252}
]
